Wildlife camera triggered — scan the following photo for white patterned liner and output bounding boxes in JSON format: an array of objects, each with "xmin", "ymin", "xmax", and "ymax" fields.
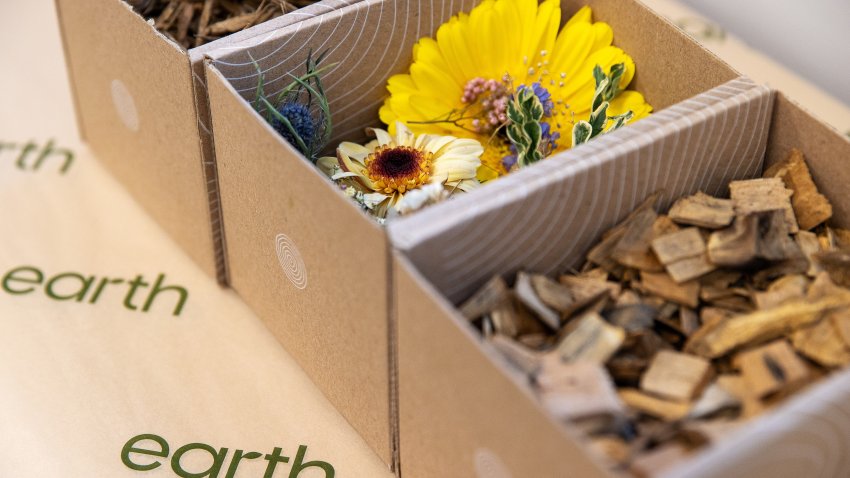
[
  {"xmin": 664, "ymin": 368, "xmax": 850, "ymax": 478},
  {"xmin": 390, "ymin": 77, "xmax": 774, "ymax": 303}
]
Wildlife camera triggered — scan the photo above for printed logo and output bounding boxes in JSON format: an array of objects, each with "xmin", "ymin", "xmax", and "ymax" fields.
[
  {"xmin": 111, "ymin": 79, "xmax": 140, "ymax": 132},
  {"xmin": 275, "ymin": 233, "xmax": 307, "ymax": 290},
  {"xmin": 474, "ymin": 447, "xmax": 513, "ymax": 478},
  {"xmin": 0, "ymin": 139, "xmax": 74, "ymax": 174}
]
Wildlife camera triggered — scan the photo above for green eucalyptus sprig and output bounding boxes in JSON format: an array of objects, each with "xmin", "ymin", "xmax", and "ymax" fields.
[
  {"xmin": 506, "ymin": 86, "xmax": 546, "ymax": 168},
  {"xmin": 572, "ymin": 63, "xmax": 634, "ymax": 148},
  {"xmin": 252, "ymin": 50, "xmax": 336, "ymax": 163}
]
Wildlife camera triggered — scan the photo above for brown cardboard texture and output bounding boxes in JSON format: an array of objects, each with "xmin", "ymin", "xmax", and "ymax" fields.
[
  {"xmin": 202, "ymin": 0, "xmax": 742, "ymax": 468},
  {"xmin": 54, "ymin": 0, "xmax": 363, "ymax": 282},
  {"xmin": 395, "ymin": 80, "xmax": 774, "ymax": 477},
  {"xmin": 396, "ymin": 90, "xmax": 850, "ymax": 477}
]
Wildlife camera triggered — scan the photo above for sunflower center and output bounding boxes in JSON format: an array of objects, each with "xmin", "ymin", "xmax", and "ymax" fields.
[{"xmin": 366, "ymin": 145, "xmax": 433, "ymax": 194}]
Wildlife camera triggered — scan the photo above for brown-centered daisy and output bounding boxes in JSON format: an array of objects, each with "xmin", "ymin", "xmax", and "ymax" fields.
[{"xmin": 319, "ymin": 121, "xmax": 483, "ymax": 219}]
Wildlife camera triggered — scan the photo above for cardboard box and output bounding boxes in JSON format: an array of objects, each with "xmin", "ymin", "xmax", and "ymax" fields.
[
  {"xmin": 54, "ymin": 0, "xmax": 362, "ymax": 282},
  {"xmin": 393, "ymin": 89, "xmax": 850, "ymax": 477},
  {"xmin": 203, "ymin": 0, "xmax": 744, "ymax": 469}
]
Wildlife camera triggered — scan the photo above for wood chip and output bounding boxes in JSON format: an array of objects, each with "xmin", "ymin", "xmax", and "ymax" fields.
[
  {"xmin": 764, "ymin": 148, "xmax": 833, "ymax": 230},
  {"xmin": 652, "ymin": 228, "xmax": 706, "ymax": 265},
  {"xmin": 833, "ymin": 228, "xmax": 850, "ymax": 250},
  {"xmin": 607, "ymin": 304, "xmax": 656, "ymax": 332},
  {"xmin": 665, "ymin": 254, "xmax": 716, "ymax": 284},
  {"xmin": 791, "ymin": 318, "xmax": 850, "ymax": 368},
  {"xmin": 531, "ymin": 274, "xmax": 575, "ymax": 313},
  {"xmin": 640, "ymin": 350, "xmax": 712, "ymax": 402},
  {"xmin": 688, "ymin": 381, "xmax": 741, "ymax": 418},
  {"xmin": 707, "ymin": 215, "xmax": 759, "ymax": 267},
  {"xmin": 459, "ymin": 275, "xmax": 509, "ymax": 320},
  {"xmin": 637, "ymin": 272, "xmax": 700, "ymax": 308},
  {"xmin": 733, "ymin": 340, "xmax": 809, "ymax": 398},
  {"xmin": 686, "ymin": 296, "xmax": 850, "ymax": 358},
  {"xmin": 611, "ymin": 207, "xmax": 664, "ymax": 272},
  {"xmin": 536, "ymin": 359, "xmax": 625, "ymax": 420},
  {"xmin": 682, "ymin": 419, "xmax": 743, "ymax": 443},
  {"xmin": 832, "ymin": 311, "xmax": 850, "ymax": 348},
  {"xmin": 729, "ymin": 177, "xmax": 798, "ymax": 233},
  {"xmin": 554, "ymin": 312, "xmax": 625, "ymax": 364},
  {"xmin": 515, "ymin": 272, "xmax": 560, "ymax": 329},
  {"xmin": 488, "ymin": 335, "xmax": 542, "ymax": 375},
  {"xmin": 756, "ymin": 210, "xmax": 805, "ymax": 263},
  {"xmin": 588, "ymin": 194, "xmax": 660, "ymax": 272},
  {"xmin": 653, "ymin": 215, "xmax": 681, "ymax": 237},
  {"xmin": 668, "ymin": 192, "xmax": 735, "ymax": 229},
  {"xmin": 814, "ymin": 250, "xmax": 850, "ymax": 289},
  {"xmin": 753, "ymin": 274, "xmax": 809, "ymax": 309},
  {"xmin": 619, "ymin": 389, "xmax": 690, "ymax": 421},
  {"xmin": 679, "ymin": 308, "xmax": 700, "ymax": 336},
  {"xmin": 651, "ymin": 228, "xmax": 716, "ymax": 283},
  {"xmin": 796, "ymin": 230, "xmax": 823, "ymax": 276}
]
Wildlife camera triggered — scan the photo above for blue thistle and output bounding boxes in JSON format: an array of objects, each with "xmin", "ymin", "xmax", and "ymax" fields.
[{"xmin": 272, "ymin": 102, "xmax": 318, "ymax": 147}]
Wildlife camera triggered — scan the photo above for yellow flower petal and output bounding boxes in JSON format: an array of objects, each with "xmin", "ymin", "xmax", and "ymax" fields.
[{"xmin": 565, "ymin": 5, "xmax": 592, "ymax": 28}]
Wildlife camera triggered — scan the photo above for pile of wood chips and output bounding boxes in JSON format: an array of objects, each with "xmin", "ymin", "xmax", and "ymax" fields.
[
  {"xmin": 127, "ymin": 0, "xmax": 315, "ymax": 49},
  {"xmin": 461, "ymin": 149, "xmax": 850, "ymax": 476}
]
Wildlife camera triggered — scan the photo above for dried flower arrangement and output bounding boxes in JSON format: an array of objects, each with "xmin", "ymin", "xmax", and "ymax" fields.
[
  {"xmin": 126, "ymin": 0, "xmax": 316, "ymax": 48},
  {"xmin": 256, "ymin": 0, "xmax": 652, "ymax": 222},
  {"xmin": 458, "ymin": 148, "xmax": 850, "ymax": 476}
]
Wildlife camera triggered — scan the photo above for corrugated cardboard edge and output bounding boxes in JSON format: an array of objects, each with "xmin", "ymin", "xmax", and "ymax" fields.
[
  {"xmin": 53, "ymin": 0, "xmax": 87, "ymax": 142},
  {"xmin": 387, "ymin": 242, "xmax": 401, "ymax": 475},
  {"xmin": 390, "ymin": 77, "xmax": 774, "ymax": 302}
]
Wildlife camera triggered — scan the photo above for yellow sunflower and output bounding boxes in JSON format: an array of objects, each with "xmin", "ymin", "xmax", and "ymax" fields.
[
  {"xmin": 379, "ymin": 1, "xmax": 652, "ymax": 181},
  {"xmin": 318, "ymin": 121, "xmax": 483, "ymax": 218}
]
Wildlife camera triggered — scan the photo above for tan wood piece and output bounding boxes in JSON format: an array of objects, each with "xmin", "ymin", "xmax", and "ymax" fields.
[
  {"xmin": 753, "ymin": 274, "xmax": 809, "ymax": 310},
  {"xmin": 530, "ymin": 274, "xmax": 574, "ymax": 313},
  {"xmin": 640, "ymin": 350, "xmax": 712, "ymax": 402},
  {"xmin": 796, "ymin": 230, "xmax": 823, "ymax": 276},
  {"xmin": 668, "ymin": 192, "xmax": 735, "ymax": 229},
  {"xmin": 488, "ymin": 335, "xmax": 542, "ymax": 375},
  {"xmin": 686, "ymin": 296, "xmax": 850, "ymax": 358},
  {"xmin": 554, "ymin": 312, "xmax": 625, "ymax": 364},
  {"xmin": 791, "ymin": 318, "xmax": 850, "ymax": 368},
  {"xmin": 536, "ymin": 359, "xmax": 625, "ymax": 421},
  {"xmin": 459, "ymin": 275, "xmax": 510, "ymax": 320},
  {"xmin": 638, "ymin": 272, "xmax": 700, "ymax": 308},
  {"xmin": 514, "ymin": 272, "xmax": 560, "ymax": 329},
  {"xmin": 618, "ymin": 389, "xmax": 690, "ymax": 421},
  {"xmin": 733, "ymin": 339, "xmax": 810, "ymax": 398},
  {"xmin": 764, "ymin": 148, "xmax": 832, "ymax": 230},
  {"xmin": 729, "ymin": 177, "xmax": 798, "ymax": 233},
  {"xmin": 688, "ymin": 381, "xmax": 741, "ymax": 419},
  {"xmin": 707, "ymin": 215, "xmax": 759, "ymax": 267}
]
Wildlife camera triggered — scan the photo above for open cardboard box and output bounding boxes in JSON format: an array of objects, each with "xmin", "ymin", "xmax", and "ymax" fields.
[
  {"xmin": 392, "ymin": 90, "xmax": 850, "ymax": 477},
  {"xmin": 54, "ymin": 0, "xmax": 363, "ymax": 282},
  {"xmin": 202, "ymin": 0, "xmax": 747, "ymax": 469}
]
